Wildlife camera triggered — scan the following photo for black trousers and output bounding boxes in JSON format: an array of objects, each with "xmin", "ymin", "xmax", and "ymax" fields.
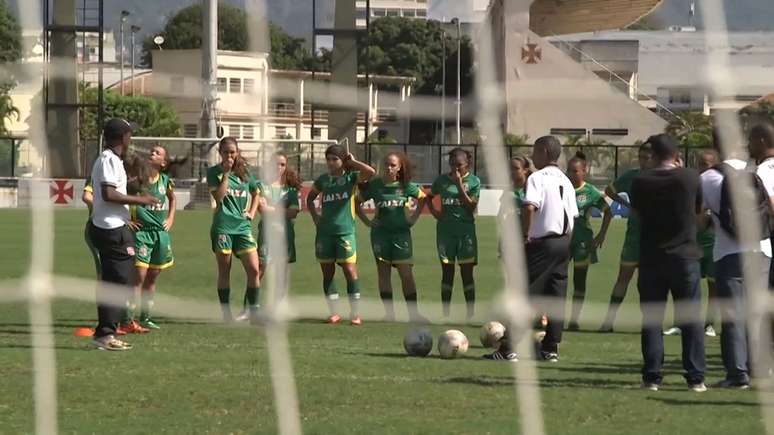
[
  {"xmin": 88, "ymin": 223, "xmax": 135, "ymax": 338},
  {"xmin": 526, "ymin": 235, "xmax": 571, "ymax": 353},
  {"xmin": 638, "ymin": 256, "xmax": 705, "ymax": 385}
]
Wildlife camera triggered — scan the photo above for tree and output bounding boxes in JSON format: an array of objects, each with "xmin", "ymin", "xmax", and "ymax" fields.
[
  {"xmin": 142, "ymin": 3, "xmax": 316, "ymax": 71},
  {"xmin": 740, "ymin": 101, "xmax": 774, "ymax": 130},
  {"xmin": 79, "ymin": 84, "xmax": 181, "ymax": 140},
  {"xmin": 358, "ymin": 17, "xmax": 473, "ymax": 96},
  {"xmin": 503, "ymin": 133, "xmax": 530, "ymax": 146},
  {"xmin": 665, "ymin": 112, "xmax": 713, "ymax": 147},
  {"xmin": 0, "ymin": 0, "xmax": 21, "ymax": 135}
]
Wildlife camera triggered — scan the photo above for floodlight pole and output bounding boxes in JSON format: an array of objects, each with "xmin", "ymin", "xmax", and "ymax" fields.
[
  {"xmin": 441, "ymin": 28, "xmax": 446, "ymax": 144},
  {"xmin": 453, "ymin": 17, "xmax": 461, "ymax": 145},
  {"xmin": 130, "ymin": 25, "xmax": 140, "ymax": 96},
  {"xmin": 119, "ymin": 10, "xmax": 129, "ymax": 95}
]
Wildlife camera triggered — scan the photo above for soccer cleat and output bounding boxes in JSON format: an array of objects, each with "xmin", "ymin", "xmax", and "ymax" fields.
[
  {"xmin": 235, "ymin": 310, "xmax": 251, "ymax": 322},
  {"xmin": 326, "ymin": 314, "xmax": 342, "ymax": 324},
  {"xmin": 123, "ymin": 320, "xmax": 150, "ymax": 334},
  {"xmin": 705, "ymin": 325, "xmax": 717, "ymax": 337},
  {"xmin": 91, "ymin": 335, "xmax": 133, "ymax": 351},
  {"xmin": 713, "ymin": 379, "xmax": 750, "ymax": 390},
  {"xmin": 566, "ymin": 321, "xmax": 580, "ymax": 331},
  {"xmin": 115, "ymin": 324, "xmax": 129, "ymax": 335},
  {"xmin": 221, "ymin": 305, "xmax": 234, "ymax": 323},
  {"xmin": 138, "ymin": 317, "xmax": 161, "ymax": 330},
  {"xmin": 598, "ymin": 323, "xmax": 614, "ymax": 333},
  {"xmin": 689, "ymin": 383, "xmax": 708, "ymax": 393},
  {"xmin": 540, "ymin": 351, "xmax": 559, "ymax": 362},
  {"xmin": 640, "ymin": 382, "xmax": 659, "ymax": 391},
  {"xmin": 483, "ymin": 350, "xmax": 518, "ymax": 362},
  {"xmin": 350, "ymin": 316, "xmax": 363, "ymax": 326},
  {"xmin": 663, "ymin": 326, "xmax": 681, "ymax": 336}
]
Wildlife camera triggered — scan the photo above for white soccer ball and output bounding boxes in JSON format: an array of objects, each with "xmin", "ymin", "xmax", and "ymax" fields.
[
  {"xmin": 480, "ymin": 321, "xmax": 506, "ymax": 348},
  {"xmin": 403, "ymin": 328, "xmax": 433, "ymax": 357},
  {"xmin": 437, "ymin": 329, "xmax": 469, "ymax": 359}
]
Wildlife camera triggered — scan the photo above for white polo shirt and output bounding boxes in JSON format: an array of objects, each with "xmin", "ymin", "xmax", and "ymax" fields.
[
  {"xmin": 701, "ymin": 159, "xmax": 771, "ymax": 261},
  {"xmin": 524, "ymin": 165, "xmax": 579, "ymax": 239},
  {"xmin": 757, "ymin": 157, "xmax": 774, "ymax": 198},
  {"xmin": 90, "ymin": 148, "xmax": 129, "ymax": 230}
]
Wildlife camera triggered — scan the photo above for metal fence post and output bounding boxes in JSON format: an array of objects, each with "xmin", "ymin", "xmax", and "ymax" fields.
[
  {"xmin": 614, "ymin": 146, "xmax": 620, "ymax": 180},
  {"xmin": 11, "ymin": 138, "xmax": 16, "ymax": 177}
]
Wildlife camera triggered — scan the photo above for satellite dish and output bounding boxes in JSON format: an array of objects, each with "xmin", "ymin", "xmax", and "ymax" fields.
[{"xmin": 153, "ymin": 35, "xmax": 165, "ymax": 46}]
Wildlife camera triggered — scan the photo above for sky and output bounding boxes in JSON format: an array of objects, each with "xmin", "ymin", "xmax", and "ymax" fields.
[{"xmin": 6, "ymin": 0, "xmax": 774, "ymax": 49}]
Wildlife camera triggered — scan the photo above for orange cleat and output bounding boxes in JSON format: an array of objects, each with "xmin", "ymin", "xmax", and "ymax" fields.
[
  {"xmin": 350, "ymin": 316, "xmax": 363, "ymax": 326},
  {"xmin": 326, "ymin": 314, "xmax": 342, "ymax": 324},
  {"xmin": 120, "ymin": 320, "xmax": 150, "ymax": 334},
  {"xmin": 115, "ymin": 325, "xmax": 129, "ymax": 335},
  {"xmin": 73, "ymin": 327, "xmax": 94, "ymax": 337}
]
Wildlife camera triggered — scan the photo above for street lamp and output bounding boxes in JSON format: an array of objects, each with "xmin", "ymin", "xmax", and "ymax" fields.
[
  {"xmin": 130, "ymin": 25, "xmax": 141, "ymax": 96},
  {"xmin": 441, "ymin": 28, "xmax": 446, "ymax": 144},
  {"xmin": 451, "ymin": 17, "xmax": 461, "ymax": 145},
  {"xmin": 119, "ymin": 10, "xmax": 130, "ymax": 95}
]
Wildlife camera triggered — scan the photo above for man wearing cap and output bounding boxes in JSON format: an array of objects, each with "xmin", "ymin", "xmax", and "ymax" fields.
[
  {"xmin": 630, "ymin": 134, "xmax": 706, "ymax": 392},
  {"xmin": 88, "ymin": 118, "xmax": 159, "ymax": 351}
]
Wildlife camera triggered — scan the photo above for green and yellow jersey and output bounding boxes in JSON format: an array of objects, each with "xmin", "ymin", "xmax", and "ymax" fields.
[
  {"xmin": 207, "ymin": 165, "xmax": 259, "ymax": 235},
  {"xmin": 313, "ymin": 171, "xmax": 359, "ymax": 236},
  {"xmin": 610, "ymin": 169, "xmax": 640, "ymax": 240},
  {"xmin": 431, "ymin": 173, "xmax": 481, "ymax": 235},
  {"xmin": 258, "ymin": 182, "xmax": 300, "ymax": 245},
  {"xmin": 572, "ymin": 182, "xmax": 608, "ymax": 243},
  {"xmin": 131, "ymin": 172, "xmax": 173, "ymax": 231},
  {"xmin": 360, "ymin": 178, "xmax": 425, "ymax": 232}
]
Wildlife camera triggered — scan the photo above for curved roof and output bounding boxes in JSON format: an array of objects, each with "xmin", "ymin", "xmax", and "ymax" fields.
[{"xmin": 530, "ymin": 0, "xmax": 663, "ymax": 36}]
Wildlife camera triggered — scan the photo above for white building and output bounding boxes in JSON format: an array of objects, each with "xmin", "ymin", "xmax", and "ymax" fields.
[
  {"xmin": 487, "ymin": 0, "xmax": 667, "ymax": 145},
  {"xmin": 548, "ymin": 30, "xmax": 774, "ymax": 115},
  {"xmin": 150, "ymin": 49, "xmax": 415, "ymax": 144},
  {"xmin": 356, "ymin": 0, "xmax": 429, "ymax": 27}
]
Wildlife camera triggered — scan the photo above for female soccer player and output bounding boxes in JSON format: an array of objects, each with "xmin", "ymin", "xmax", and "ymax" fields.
[
  {"xmin": 256, "ymin": 152, "xmax": 302, "ymax": 298},
  {"xmin": 599, "ymin": 143, "xmax": 653, "ymax": 332},
  {"xmin": 498, "ymin": 154, "xmax": 531, "ymax": 227},
  {"xmin": 207, "ymin": 137, "xmax": 262, "ymax": 323},
  {"xmin": 124, "ymin": 145, "xmax": 177, "ymax": 331},
  {"xmin": 427, "ymin": 148, "xmax": 481, "ymax": 319},
  {"xmin": 306, "ymin": 145, "xmax": 375, "ymax": 325},
  {"xmin": 566, "ymin": 152, "xmax": 612, "ymax": 331},
  {"xmin": 356, "ymin": 151, "xmax": 427, "ymax": 322}
]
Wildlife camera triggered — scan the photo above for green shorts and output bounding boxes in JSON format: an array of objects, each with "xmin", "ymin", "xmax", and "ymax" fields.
[
  {"xmin": 258, "ymin": 227, "xmax": 297, "ymax": 264},
  {"xmin": 700, "ymin": 247, "xmax": 715, "ymax": 280},
  {"xmin": 571, "ymin": 238, "xmax": 598, "ymax": 268},
  {"xmin": 620, "ymin": 232, "xmax": 640, "ymax": 266},
  {"xmin": 371, "ymin": 229, "xmax": 413, "ymax": 265},
  {"xmin": 135, "ymin": 229, "xmax": 174, "ymax": 269},
  {"xmin": 211, "ymin": 230, "xmax": 257, "ymax": 257},
  {"xmin": 437, "ymin": 227, "xmax": 477, "ymax": 265},
  {"xmin": 316, "ymin": 232, "xmax": 357, "ymax": 264}
]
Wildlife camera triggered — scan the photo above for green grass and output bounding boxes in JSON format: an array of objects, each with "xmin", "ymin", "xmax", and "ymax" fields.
[{"xmin": 0, "ymin": 209, "xmax": 765, "ymax": 434}]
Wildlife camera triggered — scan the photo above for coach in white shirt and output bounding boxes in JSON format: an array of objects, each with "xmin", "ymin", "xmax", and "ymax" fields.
[
  {"xmin": 88, "ymin": 118, "xmax": 158, "ymax": 351},
  {"xmin": 702, "ymin": 132, "xmax": 772, "ymax": 388},
  {"xmin": 522, "ymin": 136, "xmax": 579, "ymax": 362}
]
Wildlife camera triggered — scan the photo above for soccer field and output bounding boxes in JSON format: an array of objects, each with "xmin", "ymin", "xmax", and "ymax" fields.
[{"xmin": 0, "ymin": 209, "xmax": 764, "ymax": 434}]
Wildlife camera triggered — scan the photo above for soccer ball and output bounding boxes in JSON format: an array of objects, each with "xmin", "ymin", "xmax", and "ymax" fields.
[
  {"xmin": 403, "ymin": 328, "xmax": 433, "ymax": 357},
  {"xmin": 480, "ymin": 321, "xmax": 506, "ymax": 348},
  {"xmin": 437, "ymin": 329, "xmax": 469, "ymax": 359}
]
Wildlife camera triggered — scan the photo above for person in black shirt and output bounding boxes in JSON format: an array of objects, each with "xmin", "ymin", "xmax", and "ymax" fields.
[{"xmin": 630, "ymin": 134, "xmax": 706, "ymax": 392}]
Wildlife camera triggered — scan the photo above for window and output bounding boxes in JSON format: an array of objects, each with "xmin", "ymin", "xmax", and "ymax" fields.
[
  {"xmin": 357, "ymin": 9, "xmax": 367, "ymax": 20},
  {"xmin": 403, "ymin": 9, "xmax": 416, "ymax": 18},
  {"xmin": 243, "ymin": 125, "xmax": 255, "ymax": 139},
  {"xmin": 550, "ymin": 128, "xmax": 587, "ymax": 136},
  {"xmin": 228, "ymin": 125, "xmax": 241, "ymax": 138},
  {"xmin": 275, "ymin": 126, "xmax": 287, "ymax": 138},
  {"xmin": 229, "ymin": 77, "xmax": 241, "ymax": 93},
  {"xmin": 170, "ymin": 76, "xmax": 184, "ymax": 94},
  {"xmin": 243, "ymin": 78, "xmax": 255, "ymax": 93},
  {"xmin": 668, "ymin": 90, "xmax": 691, "ymax": 105},
  {"xmin": 591, "ymin": 128, "xmax": 629, "ymax": 136},
  {"xmin": 312, "ymin": 127, "xmax": 322, "ymax": 139},
  {"xmin": 183, "ymin": 124, "xmax": 198, "ymax": 138},
  {"xmin": 372, "ymin": 8, "xmax": 386, "ymax": 16},
  {"xmin": 217, "ymin": 77, "xmax": 227, "ymax": 92},
  {"xmin": 416, "ymin": 9, "xmax": 427, "ymax": 17},
  {"xmin": 386, "ymin": 10, "xmax": 400, "ymax": 17}
]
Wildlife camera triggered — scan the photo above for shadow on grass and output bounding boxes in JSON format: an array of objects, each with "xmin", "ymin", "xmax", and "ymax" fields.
[
  {"xmin": 362, "ymin": 352, "xmax": 485, "ymax": 361},
  {"xmin": 438, "ymin": 375, "xmax": 640, "ymax": 389},
  {"xmin": 0, "ymin": 343, "xmax": 90, "ymax": 351},
  {"xmin": 0, "ymin": 328, "xmax": 74, "ymax": 336},
  {"xmin": 647, "ymin": 397, "xmax": 760, "ymax": 407}
]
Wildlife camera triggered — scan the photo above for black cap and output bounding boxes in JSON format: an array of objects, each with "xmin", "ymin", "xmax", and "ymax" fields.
[{"xmin": 103, "ymin": 118, "xmax": 136, "ymax": 141}]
